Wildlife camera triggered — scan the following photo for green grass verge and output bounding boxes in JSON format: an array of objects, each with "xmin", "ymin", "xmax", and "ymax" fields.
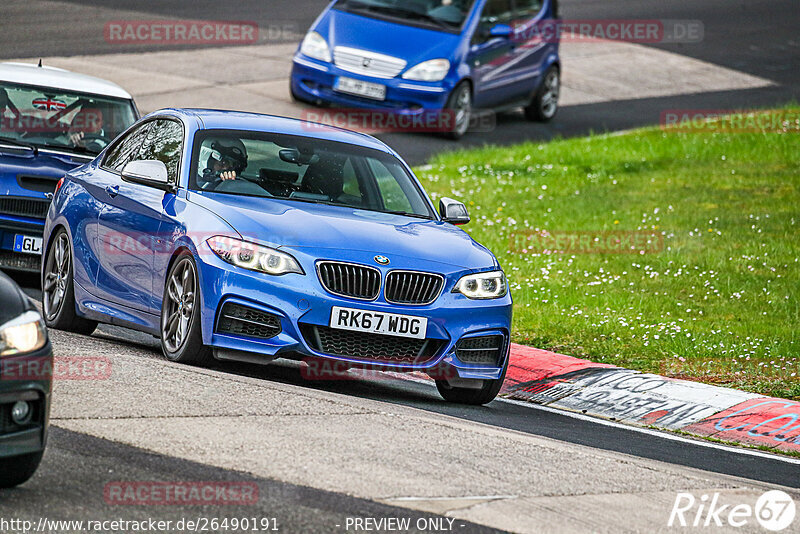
[{"xmin": 416, "ymin": 106, "xmax": 800, "ymax": 400}]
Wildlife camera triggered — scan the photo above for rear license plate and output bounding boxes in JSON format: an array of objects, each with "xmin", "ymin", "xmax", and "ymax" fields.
[
  {"xmin": 330, "ymin": 306, "xmax": 427, "ymax": 339},
  {"xmin": 13, "ymin": 235, "xmax": 43, "ymax": 255},
  {"xmin": 334, "ymin": 76, "xmax": 387, "ymax": 101}
]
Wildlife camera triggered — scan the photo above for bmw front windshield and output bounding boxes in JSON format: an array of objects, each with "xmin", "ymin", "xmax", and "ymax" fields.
[
  {"xmin": 336, "ymin": 0, "xmax": 477, "ymax": 31},
  {"xmin": 0, "ymin": 81, "xmax": 137, "ymax": 155},
  {"xmin": 190, "ymin": 131, "xmax": 437, "ymax": 220}
]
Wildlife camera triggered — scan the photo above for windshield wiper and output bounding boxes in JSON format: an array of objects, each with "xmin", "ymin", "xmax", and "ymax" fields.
[
  {"xmin": 346, "ymin": 2, "xmax": 455, "ymax": 29},
  {"xmin": 399, "ymin": 10, "xmax": 456, "ymax": 29},
  {"xmin": 381, "ymin": 210, "xmax": 435, "ymax": 220},
  {"xmin": 279, "ymin": 196, "xmax": 434, "ymax": 219},
  {"xmin": 61, "ymin": 144, "xmax": 94, "ymax": 155},
  {"xmin": 0, "ymin": 135, "xmax": 100, "ymax": 158},
  {"xmin": 281, "ymin": 197, "xmax": 340, "ymax": 207},
  {"xmin": 0, "ymin": 136, "xmax": 38, "ymax": 155},
  {"xmin": 40, "ymin": 144, "xmax": 100, "ymax": 158}
]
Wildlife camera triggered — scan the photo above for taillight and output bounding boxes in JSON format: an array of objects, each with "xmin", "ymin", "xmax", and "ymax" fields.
[{"xmin": 53, "ymin": 177, "xmax": 65, "ymax": 198}]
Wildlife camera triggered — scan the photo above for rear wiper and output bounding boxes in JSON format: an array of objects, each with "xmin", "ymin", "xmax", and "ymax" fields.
[{"xmin": 0, "ymin": 135, "xmax": 37, "ymax": 155}]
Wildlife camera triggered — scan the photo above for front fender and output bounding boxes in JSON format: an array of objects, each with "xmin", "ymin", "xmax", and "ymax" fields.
[
  {"xmin": 43, "ymin": 177, "xmax": 101, "ymax": 290},
  {"xmin": 152, "ymin": 192, "xmax": 240, "ymax": 309}
]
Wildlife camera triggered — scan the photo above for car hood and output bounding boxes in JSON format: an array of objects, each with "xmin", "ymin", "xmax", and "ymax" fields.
[
  {"xmin": 0, "ymin": 150, "xmax": 92, "ymax": 197},
  {"xmin": 189, "ymin": 192, "xmax": 496, "ymax": 270},
  {"xmin": 317, "ymin": 8, "xmax": 461, "ymax": 67}
]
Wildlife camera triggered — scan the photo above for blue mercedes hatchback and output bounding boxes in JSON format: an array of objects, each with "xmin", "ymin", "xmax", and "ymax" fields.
[
  {"xmin": 291, "ymin": 0, "xmax": 560, "ymax": 138},
  {"xmin": 42, "ymin": 109, "xmax": 512, "ymax": 404}
]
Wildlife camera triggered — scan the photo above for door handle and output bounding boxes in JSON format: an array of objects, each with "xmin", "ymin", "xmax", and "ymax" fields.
[{"xmin": 105, "ymin": 185, "xmax": 119, "ymax": 198}]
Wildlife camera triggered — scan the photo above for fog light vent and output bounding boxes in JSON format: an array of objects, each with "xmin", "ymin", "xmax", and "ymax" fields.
[
  {"xmin": 456, "ymin": 335, "xmax": 506, "ymax": 366},
  {"xmin": 217, "ymin": 303, "xmax": 282, "ymax": 340}
]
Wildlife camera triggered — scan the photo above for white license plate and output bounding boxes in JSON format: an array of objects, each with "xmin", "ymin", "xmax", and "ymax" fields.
[
  {"xmin": 330, "ymin": 306, "xmax": 427, "ymax": 340},
  {"xmin": 334, "ymin": 77, "xmax": 387, "ymax": 101},
  {"xmin": 13, "ymin": 234, "xmax": 43, "ymax": 255}
]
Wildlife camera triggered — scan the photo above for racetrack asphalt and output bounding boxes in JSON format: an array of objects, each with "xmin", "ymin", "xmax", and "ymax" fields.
[{"xmin": 1, "ymin": 321, "xmax": 795, "ymax": 533}]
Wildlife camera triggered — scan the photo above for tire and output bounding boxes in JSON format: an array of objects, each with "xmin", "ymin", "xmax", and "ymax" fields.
[
  {"xmin": 0, "ymin": 452, "xmax": 44, "ymax": 488},
  {"xmin": 160, "ymin": 252, "xmax": 212, "ymax": 365},
  {"xmin": 436, "ymin": 360, "xmax": 508, "ymax": 406},
  {"xmin": 42, "ymin": 229, "xmax": 98, "ymax": 335},
  {"xmin": 443, "ymin": 81, "xmax": 472, "ymax": 140},
  {"xmin": 524, "ymin": 65, "xmax": 559, "ymax": 122}
]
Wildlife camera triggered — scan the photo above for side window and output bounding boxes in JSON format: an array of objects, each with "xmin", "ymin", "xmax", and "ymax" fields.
[
  {"xmin": 368, "ymin": 159, "xmax": 414, "ymax": 214},
  {"xmin": 512, "ymin": 0, "xmax": 543, "ymax": 25},
  {"xmin": 137, "ymin": 119, "xmax": 184, "ymax": 184},
  {"xmin": 473, "ymin": 0, "xmax": 514, "ymax": 43},
  {"xmin": 103, "ymin": 122, "xmax": 151, "ymax": 172}
]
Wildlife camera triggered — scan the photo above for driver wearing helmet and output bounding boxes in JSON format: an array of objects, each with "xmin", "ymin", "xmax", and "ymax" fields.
[{"xmin": 198, "ymin": 138, "xmax": 248, "ymax": 188}]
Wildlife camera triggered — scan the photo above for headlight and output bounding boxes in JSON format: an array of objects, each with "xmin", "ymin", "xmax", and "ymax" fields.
[
  {"xmin": 453, "ymin": 271, "xmax": 508, "ymax": 300},
  {"xmin": 402, "ymin": 59, "xmax": 451, "ymax": 82},
  {"xmin": 0, "ymin": 311, "xmax": 47, "ymax": 357},
  {"xmin": 300, "ymin": 31, "xmax": 332, "ymax": 62},
  {"xmin": 207, "ymin": 237, "xmax": 304, "ymax": 276}
]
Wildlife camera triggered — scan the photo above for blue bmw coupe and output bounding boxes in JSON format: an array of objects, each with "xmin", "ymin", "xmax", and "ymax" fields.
[{"xmin": 42, "ymin": 109, "xmax": 512, "ymax": 404}]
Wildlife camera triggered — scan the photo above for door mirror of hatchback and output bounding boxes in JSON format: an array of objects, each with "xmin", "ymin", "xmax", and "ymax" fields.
[
  {"xmin": 121, "ymin": 160, "xmax": 174, "ymax": 192},
  {"xmin": 439, "ymin": 197, "xmax": 470, "ymax": 225},
  {"xmin": 489, "ymin": 23, "xmax": 513, "ymax": 39}
]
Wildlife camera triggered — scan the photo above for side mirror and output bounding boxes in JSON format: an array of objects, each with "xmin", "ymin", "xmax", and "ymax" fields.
[
  {"xmin": 121, "ymin": 160, "xmax": 173, "ymax": 192},
  {"xmin": 489, "ymin": 23, "xmax": 513, "ymax": 39},
  {"xmin": 439, "ymin": 197, "xmax": 470, "ymax": 225}
]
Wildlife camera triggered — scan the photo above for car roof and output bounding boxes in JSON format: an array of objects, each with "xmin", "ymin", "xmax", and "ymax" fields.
[
  {"xmin": 159, "ymin": 108, "xmax": 394, "ymax": 154},
  {"xmin": 0, "ymin": 62, "xmax": 134, "ymax": 100}
]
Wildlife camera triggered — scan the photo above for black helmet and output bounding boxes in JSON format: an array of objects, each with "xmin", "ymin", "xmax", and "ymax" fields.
[{"xmin": 206, "ymin": 138, "xmax": 248, "ymax": 174}]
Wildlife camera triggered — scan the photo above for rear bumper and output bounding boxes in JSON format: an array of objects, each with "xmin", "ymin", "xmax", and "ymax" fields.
[{"xmin": 291, "ymin": 54, "xmax": 454, "ymax": 113}]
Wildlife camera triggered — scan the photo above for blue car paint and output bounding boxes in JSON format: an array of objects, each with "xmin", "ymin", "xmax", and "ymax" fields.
[
  {"xmin": 44, "ymin": 109, "xmax": 512, "ymax": 380},
  {"xmin": 0, "ymin": 150, "xmax": 94, "ymax": 266},
  {"xmin": 291, "ymin": 0, "xmax": 560, "ymax": 115}
]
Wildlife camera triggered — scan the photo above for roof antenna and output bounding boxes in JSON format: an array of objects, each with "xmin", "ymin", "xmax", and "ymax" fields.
[{"xmin": 38, "ymin": 59, "xmax": 42, "ymax": 67}]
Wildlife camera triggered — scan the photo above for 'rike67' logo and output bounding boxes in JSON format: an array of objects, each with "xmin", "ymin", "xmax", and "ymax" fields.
[{"xmin": 669, "ymin": 490, "xmax": 796, "ymax": 531}]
